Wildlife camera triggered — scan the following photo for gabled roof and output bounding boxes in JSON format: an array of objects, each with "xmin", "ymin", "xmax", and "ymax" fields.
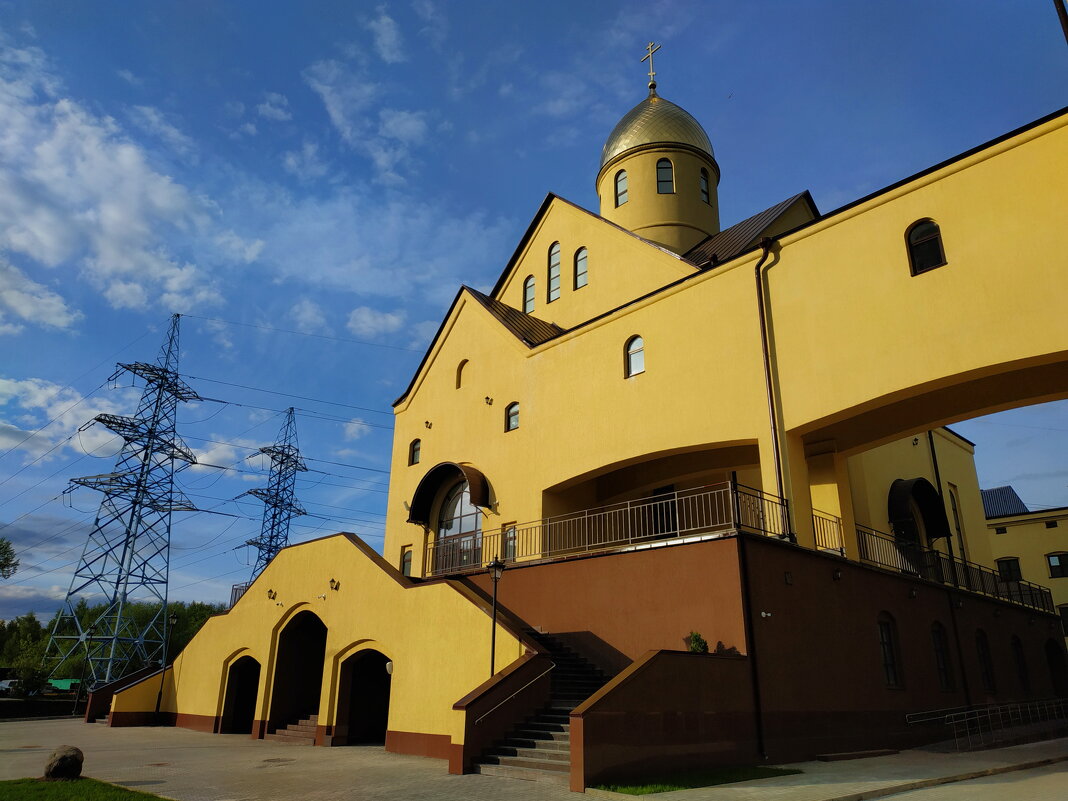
[
  {"xmin": 466, "ymin": 287, "xmax": 564, "ymax": 346},
  {"xmin": 981, "ymin": 486, "xmax": 1029, "ymax": 518},
  {"xmin": 683, "ymin": 191, "xmax": 818, "ymax": 267}
]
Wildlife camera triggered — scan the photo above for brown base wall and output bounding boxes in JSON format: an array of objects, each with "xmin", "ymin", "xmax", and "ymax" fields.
[
  {"xmin": 385, "ymin": 730, "xmax": 463, "ymax": 772},
  {"xmin": 109, "ymin": 711, "xmax": 178, "ymax": 727}
]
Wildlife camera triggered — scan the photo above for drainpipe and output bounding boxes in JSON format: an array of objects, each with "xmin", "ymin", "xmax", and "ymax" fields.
[
  {"xmin": 754, "ymin": 238, "xmax": 793, "ymax": 540},
  {"xmin": 925, "ymin": 431, "xmax": 957, "ymax": 563}
]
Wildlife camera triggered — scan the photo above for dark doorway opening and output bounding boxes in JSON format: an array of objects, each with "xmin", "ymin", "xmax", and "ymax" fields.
[
  {"xmin": 1046, "ymin": 638, "xmax": 1068, "ymax": 697},
  {"xmin": 335, "ymin": 650, "xmax": 392, "ymax": 745},
  {"xmin": 268, "ymin": 610, "xmax": 328, "ymax": 733},
  {"xmin": 220, "ymin": 655, "xmax": 260, "ymax": 734}
]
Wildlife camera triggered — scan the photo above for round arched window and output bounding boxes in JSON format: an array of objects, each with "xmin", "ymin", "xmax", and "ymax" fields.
[{"xmin": 436, "ymin": 481, "xmax": 483, "ymax": 571}]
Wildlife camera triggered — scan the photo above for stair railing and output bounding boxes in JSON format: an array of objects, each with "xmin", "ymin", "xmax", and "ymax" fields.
[{"xmin": 474, "ymin": 661, "xmax": 556, "ymax": 726}]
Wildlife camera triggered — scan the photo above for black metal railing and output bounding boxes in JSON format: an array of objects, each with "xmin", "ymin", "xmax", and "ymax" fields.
[
  {"xmin": 856, "ymin": 525, "xmax": 1054, "ymax": 612},
  {"xmin": 812, "ymin": 509, "xmax": 844, "ymax": 554},
  {"xmin": 229, "ymin": 581, "xmax": 252, "ymax": 608},
  {"xmin": 424, "ymin": 482, "xmax": 789, "ymax": 577}
]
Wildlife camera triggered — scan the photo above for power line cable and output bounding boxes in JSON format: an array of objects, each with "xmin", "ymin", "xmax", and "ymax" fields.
[
  {"xmin": 182, "ymin": 314, "xmax": 423, "ymax": 354},
  {"xmin": 185, "ymin": 375, "xmax": 394, "ymax": 417}
]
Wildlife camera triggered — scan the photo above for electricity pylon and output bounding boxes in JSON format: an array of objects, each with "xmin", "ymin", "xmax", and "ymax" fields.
[
  {"xmin": 45, "ymin": 314, "xmax": 200, "ymax": 687},
  {"xmin": 239, "ymin": 407, "xmax": 307, "ymax": 583}
]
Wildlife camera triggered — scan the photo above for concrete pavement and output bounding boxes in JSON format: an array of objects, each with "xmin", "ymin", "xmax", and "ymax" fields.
[{"xmin": 1, "ymin": 718, "xmax": 1066, "ymax": 801}]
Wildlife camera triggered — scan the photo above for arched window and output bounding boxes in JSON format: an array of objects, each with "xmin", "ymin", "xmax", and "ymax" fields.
[
  {"xmin": 614, "ymin": 170, "xmax": 628, "ymax": 206},
  {"xmin": 656, "ymin": 158, "xmax": 674, "ymax": 194},
  {"xmin": 1011, "ymin": 635, "xmax": 1031, "ymax": 693},
  {"xmin": 408, "ymin": 439, "xmax": 421, "ymax": 466},
  {"xmin": 547, "ymin": 243, "xmax": 561, "ymax": 302},
  {"xmin": 625, "ymin": 335, "xmax": 645, "ymax": 377},
  {"xmin": 436, "ymin": 480, "xmax": 482, "ymax": 570},
  {"xmin": 455, "ymin": 359, "xmax": 468, "ymax": 389},
  {"xmin": 574, "ymin": 247, "xmax": 588, "ymax": 289},
  {"xmin": 906, "ymin": 219, "xmax": 946, "ymax": 275},
  {"xmin": 931, "ymin": 622, "xmax": 954, "ymax": 691},
  {"xmin": 877, "ymin": 612, "xmax": 903, "ymax": 688},
  {"xmin": 976, "ymin": 629, "xmax": 996, "ymax": 692},
  {"xmin": 700, "ymin": 168, "xmax": 710, "ymax": 204},
  {"xmin": 523, "ymin": 275, "xmax": 535, "ymax": 313},
  {"xmin": 504, "ymin": 402, "xmax": 520, "ymax": 432}
]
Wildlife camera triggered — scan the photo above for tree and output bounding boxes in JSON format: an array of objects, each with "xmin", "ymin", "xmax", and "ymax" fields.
[{"xmin": 0, "ymin": 537, "xmax": 18, "ymax": 579}]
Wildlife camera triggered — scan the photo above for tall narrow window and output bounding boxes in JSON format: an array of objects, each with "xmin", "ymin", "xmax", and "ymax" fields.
[
  {"xmin": 574, "ymin": 247, "xmax": 588, "ymax": 289},
  {"xmin": 996, "ymin": 557, "xmax": 1022, "ymax": 582},
  {"xmin": 878, "ymin": 612, "xmax": 903, "ymax": 688},
  {"xmin": 614, "ymin": 170, "xmax": 628, "ymax": 206},
  {"xmin": 408, "ymin": 438, "xmax": 421, "ymax": 466},
  {"xmin": 523, "ymin": 275, "xmax": 535, "ymax": 313},
  {"xmin": 455, "ymin": 359, "xmax": 468, "ymax": 389},
  {"xmin": 1048, "ymin": 553, "xmax": 1067, "ymax": 578},
  {"xmin": 976, "ymin": 629, "xmax": 996, "ymax": 692},
  {"xmin": 502, "ymin": 524, "xmax": 517, "ymax": 562},
  {"xmin": 547, "ymin": 243, "xmax": 561, "ymax": 302},
  {"xmin": 931, "ymin": 622, "xmax": 954, "ymax": 691},
  {"xmin": 1012, "ymin": 635, "xmax": 1031, "ymax": 693},
  {"xmin": 656, "ymin": 158, "xmax": 674, "ymax": 194},
  {"xmin": 504, "ymin": 402, "xmax": 519, "ymax": 432},
  {"xmin": 699, "ymin": 168, "xmax": 710, "ymax": 204},
  {"xmin": 624, "ymin": 335, "xmax": 645, "ymax": 377},
  {"xmin": 400, "ymin": 546, "xmax": 412, "ymax": 577},
  {"xmin": 906, "ymin": 219, "xmax": 946, "ymax": 275}
]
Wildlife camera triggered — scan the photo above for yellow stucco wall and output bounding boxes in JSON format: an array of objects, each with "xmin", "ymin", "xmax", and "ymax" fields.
[
  {"xmin": 985, "ymin": 509, "xmax": 1068, "ymax": 624},
  {"xmin": 112, "ymin": 534, "xmax": 524, "ymax": 746},
  {"xmin": 387, "ymin": 110, "xmax": 1068, "ymax": 577}
]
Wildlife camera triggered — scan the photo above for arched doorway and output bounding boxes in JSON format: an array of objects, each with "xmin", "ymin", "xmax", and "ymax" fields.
[
  {"xmin": 268, "ymin": 610, "xmax": 327, "ymax": 733},
  {"xmin": 887, "ymin": 477, "xmax": 950, "ymax": 577},
  {"xmin": 334, "ymin": 650, "xmax": 392, "ymax": 745},
  {"xmin": 220, "ymin": 655, "xmax": 260, "ymax": 734},
  {"xmin": 1045, "ymin": 639, "xmax": 1068, "ymax": 697}
]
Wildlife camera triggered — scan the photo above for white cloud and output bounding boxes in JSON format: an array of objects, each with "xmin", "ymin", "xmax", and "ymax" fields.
[
  {"xmin": 256, "ymin": 92, "xmax": 291, "ymax": 121},
  {"xmin": 214, "ymin": 229, "xmax": 265, "ymax": 264},
  {"xmin": 343, "ymin": 418, "xmax": 371, "ymax": 440},
  {"xmin": 347, "ymin": 305, "xmax": 405, "ymax": 338},
  {"xmin": 412, "ymin": 0, "xmax": 447, "ymax": 50},
  {"xmin": 0, "ymin": 258, "xmax": 81, "ymax": 333},
  {"xmin": 302, "ymin": 60, "xmax": 379, "ymax": 145},
  {"xmin": 282, "ymin": 141, "xmax": 329, "ymax": 181},
  {"xmin": 366, "ymin": 7, "xmax": 407, "ymax": 63},
  {"xmin": 0, "ymin": 41, "xmax": 226, "ymax": 312},
  {"xmin": 290, "ymin": 298, "xmax": 327, "ymax": 333},
  {"xmin": 116, "ymin": 68, "xmax": 143, "ymax": 87},
  {"xmin": 378, "ymin": 109, "xmax": 427, "ymax": 144},
  {"xmin": 129, "ymin": 105, "xmax": 196, "ymax": 159}
]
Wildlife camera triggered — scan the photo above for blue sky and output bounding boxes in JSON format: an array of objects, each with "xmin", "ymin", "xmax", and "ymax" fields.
[{"xmin": 0, "ymin": 1, "xmax": 1066, "ymax": 619}]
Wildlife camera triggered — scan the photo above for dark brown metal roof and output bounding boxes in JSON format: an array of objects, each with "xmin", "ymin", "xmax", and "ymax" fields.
[
  {"xmin": 684, "ymin": 192, "xmax": 816, "ymax": 267},
  {"xmin": 466, "ymin": 287, "xmax": 565, "ymax": 346},
  {"xmin": 981, "ymin": 486, "xmax": 1030, "ymax": 518}
]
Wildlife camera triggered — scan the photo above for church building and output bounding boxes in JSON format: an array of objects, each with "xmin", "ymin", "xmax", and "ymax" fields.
[{"xmin": 96, "ymin": 61, "xmax": 1068, "ymax": 792}]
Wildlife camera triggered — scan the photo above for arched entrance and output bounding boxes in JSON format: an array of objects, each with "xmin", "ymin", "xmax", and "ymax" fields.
[
  {"xmin": 887, "ymin": 477, "xmax": 950, "ymax": 577},
  {"xmin": 268, "ymin": 610, "xmax": 327, "ymax": 733},
  {"xmin": 220, "ymin": 655, "xmax": 260, "ymax": 734},
  {"xmin": 1045, "ymin": 639, "xmax": 1068, "ymax": 697},
  {"xmin": 334, "ymin": 649, "xmax": 392, "ymax": 745}
]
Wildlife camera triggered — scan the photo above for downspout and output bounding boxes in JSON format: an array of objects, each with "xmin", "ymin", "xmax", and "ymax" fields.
[
  {"xmin": 925, "ymin": 431, "xmax": 957, "ymax": 562},
  {"xmin": 754, "ymin": 238, "xmax": 793, "ymax": 540}
]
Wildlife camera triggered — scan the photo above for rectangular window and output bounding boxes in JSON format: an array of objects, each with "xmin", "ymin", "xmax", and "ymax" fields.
[
  {"xmin": 995, "ymin": 526, "xmax": 1007, "ymax": 535},
  {"xmin": 400, "ymin": 546, "xmax": 413, "ymax": 577},
  {"xmin": 997, "ymin": 558, "xmax": 1022, "ymax": 582},
  {"xmin": 931, "ymin": 626, "xmax": 954, "ymax": 691},
  {"xmin": 878, "ymin": 620, "xmax": 901, "ymax": 688},
  {"xmin": 1046, "ymin": 520, "xmax": 1059, "ymax": 529},
  {"xmin": 1048, "ymin": 553, "xmax": 1066, "ymax": 578},
  {"xmin": 501, "ymin": 524, "xmax": 517, "ymax": 562}
]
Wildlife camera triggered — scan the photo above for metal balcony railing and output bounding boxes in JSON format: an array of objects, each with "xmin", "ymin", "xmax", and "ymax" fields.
[
  {"xmin": 856, "ymin": 524, "xmax": 1055, "ymax": 613},
  {"xmin": 812, "ymin": 509, "xmax": 844, "ymax": 555},
  {"xmin": 229, "ymin": 581, "xmax": 252, "ymax": 608},
  {"xmin": 424, "ymin": 482, "xmax": 789, "ymax": 577}
]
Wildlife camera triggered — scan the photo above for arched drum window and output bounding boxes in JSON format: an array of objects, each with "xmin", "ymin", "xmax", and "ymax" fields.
[
  {"xmin": 615, "ymin": 170, "xmax": 628, "ymax": 206},
  {"xmin": 656, "ymin": 158, "xmax": 674, "ymax": 194},
  {"xmin": 906, "ymin": 219, "xmax": 946, "ymax": 276}
]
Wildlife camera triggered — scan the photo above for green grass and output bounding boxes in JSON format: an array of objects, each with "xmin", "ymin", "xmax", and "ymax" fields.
[
  {"xmin": 594, "ymin": 765, "xmax": 802, "ymax": 795},
  {"xmin": 0, "ymin": 778, "xmax": 166, "ymax": 800}
]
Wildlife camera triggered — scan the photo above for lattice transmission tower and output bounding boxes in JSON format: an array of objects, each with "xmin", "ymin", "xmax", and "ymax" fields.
[
  {"xmin": 45, "ymin": 313, "xmax": 200, "ymax": 687},
  {"xmin": 236, "ymin": 407, "xmax": 307, "ymax": 593}
]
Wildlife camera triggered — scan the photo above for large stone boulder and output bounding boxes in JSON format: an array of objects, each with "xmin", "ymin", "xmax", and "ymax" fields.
[{"xmin": 44, "ymin": 745, "xmax": 83, "ymax": 780}]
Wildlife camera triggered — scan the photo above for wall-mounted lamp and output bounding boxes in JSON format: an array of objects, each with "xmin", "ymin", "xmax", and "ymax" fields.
[
  {"xmin": 832, "ymin": 568, "xmax": 842, "ymax": 581},
  {"xmin": 784, "ymin": 571, "xmax": 793, "ymax": 585},
  {"xmin": 908, "ymin": 588, "xmax": 918, "ymax": 599},
  {"xmin": 760, "ymin": 611, "xmax": 773, "ymax": 618},
  {"xmin": 275, "ymin": 601, "xmax": 284, "ymax": 607},
  {"xmin": 484, "ymin": 396, "xmax": 493, "ymax": 405},
  {"xmin": 316, "ymin": 593, "xmax": 327, "ymax": 601},
  {"xmin": 912, "ymin": 437, "xmax": 919, "ymax": 446},
  {"xmin": 266, "ymin": 589, "xmax": 277, "ymax": 600},
  {"xmin": 385, "ymin": 661, "xmax": 394, "ymax": 676},
  {"xmin": 329, "ymin": 578, "xmax": 340, "ymax": 591},
  {"xmin": 954, "ymin": 599, "xmax": 963, "ymax": 609},
  {"xmin": 424, "ymin": 420, "xmax": 433, "ymax": 429}
]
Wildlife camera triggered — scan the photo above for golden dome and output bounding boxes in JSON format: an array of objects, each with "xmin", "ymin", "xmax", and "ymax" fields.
[{"xmin": 600, "ymin": 84, "xmax": 715, "ymax": 169}]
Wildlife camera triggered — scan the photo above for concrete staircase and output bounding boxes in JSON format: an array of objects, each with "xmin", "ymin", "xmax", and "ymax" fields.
[
  {"xmin": 263, "ymin": 713, "xmax": 318, "ymax": 745},
  {"xmin": 475, "ymin": 631, "xmax": 608, "ymax": 785}
]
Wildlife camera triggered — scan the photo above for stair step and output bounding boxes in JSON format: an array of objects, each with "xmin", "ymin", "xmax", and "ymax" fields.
[
  {"xmin": 480, "ymin": 754, "xmax": 570, "ymax": 772},
  {"xmin": 281, "ymin": 723, "xmax": 317, "ymax": 733},
  {"xmin": 298, "ymin": 716, "xmax": 318, "ymax": 726},
  {"xmin": 263, "ymin": 733, "xmax": 314, "ymax": 745},
  {"xmin": 523, "ymin": 720, "xmax": 569, "ymax": 731},
  {"xmin": 514, "ymin": 728, "xmax": 569, "ymax": 742},
  {"xmin": 490, "ymin": 745, "xmax": 569, "ymax": 762},
  {"xmin": 475, "ymin": 763, "xmax": 570, "ymax": 786},
  {"xmin": 501, "ymin": 737, "xmax": 570, "ymax": 751}
]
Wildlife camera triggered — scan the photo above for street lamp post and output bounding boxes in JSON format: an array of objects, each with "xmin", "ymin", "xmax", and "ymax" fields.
[
  {"xmin": 155, "ymin": 611, "xmax": 179, "ymax": 721},
  {"xmin": 72, "ymin": 624, "xmax": 97, "ymax": 717},
  {"xmin": 488, "ymin": 556, "xmax": 506, "ymax": 677}
]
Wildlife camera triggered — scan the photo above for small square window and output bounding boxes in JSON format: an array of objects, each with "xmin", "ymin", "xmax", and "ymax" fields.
[
  {"xmin": 1046, "ymin": 520, "xmax": 1059, "ymax": 529},
  {"xmin": 995, "ymin": 526, "xmax": 1007, "ymax": 535}
]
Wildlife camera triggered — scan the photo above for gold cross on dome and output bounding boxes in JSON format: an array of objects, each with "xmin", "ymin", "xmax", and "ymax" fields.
[{"xmin": 641, "ymin": 41, "xmax": 661, "ymax": 83}]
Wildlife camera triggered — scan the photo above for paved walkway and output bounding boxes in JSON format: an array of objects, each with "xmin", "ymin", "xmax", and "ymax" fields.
[{"xmin": 1, "ymin": 718, "xmax": 1066, "ymax": 801}]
